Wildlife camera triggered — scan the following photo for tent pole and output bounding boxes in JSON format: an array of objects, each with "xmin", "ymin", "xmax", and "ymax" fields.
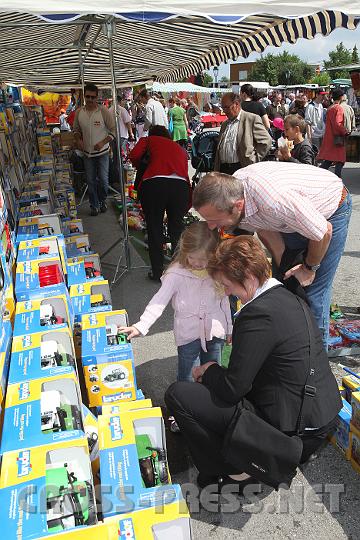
[
  {"xmin": 104, "ymin": 19, "xmax": 131, "ymax": 275},
  {"xmin": 78, "ymin": 48, "xmax": 85, "ymax": 105}
]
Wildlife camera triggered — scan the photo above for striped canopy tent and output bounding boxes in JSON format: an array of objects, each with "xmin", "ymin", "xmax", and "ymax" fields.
[{"xmin": 0, "ymin": 4, "xmax": 359, "ymax": 87}]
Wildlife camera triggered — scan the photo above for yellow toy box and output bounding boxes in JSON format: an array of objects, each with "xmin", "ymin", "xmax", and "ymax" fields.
[
  {"xmin": 70, "ymin": 280, "xmax": 111, "ymax": 322},
  {"xmin": 14, "ymin": 295, "xmax": 74, "ymax": 337},
  {"xmin": 15, "ymin": 257, "xmax": 67, "ymax": 301},
  {"xmin": 81, "ymin": 311, "xmax": 137, "ymax": 407},
  {"xmin": 99, "ymin": 407, "xmax": 173, "ymax": 516},
  {"xmin": 342, "ymin": 374, "xmax": 360, "ymax": 403},
  {"xmin": 350, "ymin": 391, "xmax": 360, "ymax": 433},
  {"xmin": 65, "ymin": 234, "xmax": 93, "ymax": 259},
  {"xmin": 17, "ymin": 235, "xmax": 67, "ymax": 273},
  {"xmin": 350, "ymin": 426, "xmax": 360, "ymax": 474},
  {"xmin": 62, "ymin": 219, "xmax": 84, "ymax": 237},
  {"xmin": 16, "ymin": 213, "xmax": 63, "ymax": 243},
  {"xmin": 101, "ymin": 398, "xmax": 153, "ymax": 416},
  {"xmin": 0, "ymin": 319, "xmax": 12, "ymax": 408},
  {"xmin": 0, "ymin": 437, "xmax": 97, "ymax": 539},
  {"xmin": 67, "ymin": 254, "xmax": 104, "ymax": 288},
  {"xmin": 329, "ymin": 398, "xmax": 352, "ymax": 459},
  {"xmin": 9, "ymin": 327, "xmax": 77, "ymax": 384},
  {"xmin": 1, "ymin": 371, "xmax": 84, "ymax": 453}
]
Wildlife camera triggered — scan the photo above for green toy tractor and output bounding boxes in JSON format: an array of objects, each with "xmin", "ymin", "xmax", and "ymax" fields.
[
  {"xmin": 135, "ymin": 434, "xmax": 169, "ymax": 488},
  {"xmin": 40, "ymin": 340, "xmax": 74, "ymax": 369},
  {"xmin": 46, "ymin": 462, "xmax": 96, "ymax": 531},
  {"xmin": 41, "ymin": 390, "xmax": 82, "ymax": 433}
]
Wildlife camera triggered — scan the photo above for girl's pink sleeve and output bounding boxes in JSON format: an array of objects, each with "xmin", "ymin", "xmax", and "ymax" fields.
[
  {"xmin": 221, "ymin": 295, "xmax": 233, "ymax": 334},
  {"xmin": 133, "ymin": 273, "xmax": 176, "ymax": 336}
]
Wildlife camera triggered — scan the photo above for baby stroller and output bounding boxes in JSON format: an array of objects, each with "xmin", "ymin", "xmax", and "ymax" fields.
[{"xmin": 191, "ymin": 130, "xmax": 219, "ymax": 186}]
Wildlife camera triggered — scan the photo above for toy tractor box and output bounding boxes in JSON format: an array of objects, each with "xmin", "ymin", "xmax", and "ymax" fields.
[
  {"xmin": 16, "ymin": 214, "xmax": 63, "ymax": 243},
  {"xmin": 70, "ymin": 280, "xmax": 112, "ymax": 322},
  {"xmin": 15, "ymin": 257, "xmax": 67, "ymax": 301},
  {"xmin": 0, "ymin": 319, "xmax": 12, "ymax": 407},
  {"xmin": 17, "ymin": 236, "xmax": 61, "ymax": 263},
  {"xmin": 62, "ymin": 219, "xmax": 84, "ymax": 238},
  {"xmin": 101, "ymin": 398, "xmax": 153, "ymax": 417},
  {"xmin": 351, "ymin": 391, "xmax": 360, "ymax": 433},
  {"xmin": 81, "ymin": 311, "xmax": 137, "ymax": 407},
  {"xmin": 99, "ymin": 407, "xmax": 174, "ymax": 516},
  {"xmin": 14, "ymin": 295, "xmax": 74, "ymax": 337},
  {"xmin": 9, "ymin": 327, "xmax": 77, "ymax": 384},
  {"xmin": 82, "ymin": 405, "xmax": 99, "ymax": 479},
  {"xmin": 66, "ymin": 254, "xmax": 104, "ymax": 288},
  {"xmin": 0, "ymin": 437, "xmax": 97, "ymax": 539},
  {"xmin": 350, "ymin": 426, "xmax": 360, "ymax": 475},
  {"xmin": 329, "ymin": 398, "xmax": 352, "ymax": 460},
  {"xmin": 1, "ymin": 372, "xmax": 84, "ymax": 453},
  {"xmin": 342, "ymin": 374, "xmax": 360, "ymax": 404},
  {"xmin": 65, "ymin": 235, "xmax": 93, "ymax": 259},
  {"xmin": 104, "ymin": 495, "xmax": 192, "ymax": 540},
  {"xmin": 18, "ymin": 188, "xmax": 55, "ymax": 216}
]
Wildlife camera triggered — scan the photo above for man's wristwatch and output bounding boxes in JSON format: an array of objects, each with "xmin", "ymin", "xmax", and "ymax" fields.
[{"xmin": 303, "ymin": 259, "xmax": 321, "ymax": 272}]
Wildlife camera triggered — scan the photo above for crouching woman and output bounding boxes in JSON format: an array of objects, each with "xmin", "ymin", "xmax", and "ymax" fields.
[{"xmin": 165, "ymin": 236, "xmax": 341, "ymax": 491}]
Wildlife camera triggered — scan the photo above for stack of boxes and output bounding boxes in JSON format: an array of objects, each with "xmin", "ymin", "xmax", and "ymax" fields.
[
  {"xmin": 330, "ymin": 372, "xmax": 360, "ymax": 475},
  {"xmin": 0, "ymin": 100, "xmax": 191, "ymax": 539}
]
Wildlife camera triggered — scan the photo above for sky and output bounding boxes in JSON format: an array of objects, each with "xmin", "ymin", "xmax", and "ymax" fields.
[{"xmin": 209, "ymin": 26, "xmax": 360, "ymax": 80}]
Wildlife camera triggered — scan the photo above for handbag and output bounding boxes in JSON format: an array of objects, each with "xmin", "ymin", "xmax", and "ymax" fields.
[
  {"xmin": 134, "ymin": 150, "xmax": 151, "ymax": 193},
  {"xmin": 168, "ymin": 112, "xmax": 174, "ymax": 135},
  {"xmin": 334, "ymin": 135, "xmax": 345, "ymax": 146},
  {"xmin": 222, "ymin": 297, "xmax": 317, "ymax": 490}
]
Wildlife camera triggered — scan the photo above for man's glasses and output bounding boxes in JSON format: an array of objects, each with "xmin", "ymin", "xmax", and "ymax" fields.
[{"xmin": 85, "ymin": 95, "xmax": 97, "ymax": 100}]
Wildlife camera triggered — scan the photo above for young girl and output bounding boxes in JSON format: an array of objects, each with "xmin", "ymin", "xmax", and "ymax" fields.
[{"xmin": 120, "ymin": 222, "xmax": 232, "ymax": 385}]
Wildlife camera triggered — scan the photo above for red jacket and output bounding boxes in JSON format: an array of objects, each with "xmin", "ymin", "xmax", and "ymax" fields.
[
  {"xmin": 318, "ymin": 104, "xmax": 348, "ymax": 163},
  {"xmin": 129, "ymin": 135, "xmax": 189, "ymax": 182}
]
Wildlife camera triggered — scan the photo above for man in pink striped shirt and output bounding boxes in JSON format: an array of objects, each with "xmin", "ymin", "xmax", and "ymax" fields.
[{"xmin": 193, "ymin": 161, "xmax": 352, "ymax": 350}]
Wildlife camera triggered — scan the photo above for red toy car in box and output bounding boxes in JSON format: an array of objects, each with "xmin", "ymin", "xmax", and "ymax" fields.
[
  {"xmin": 84, "ymin": 262, "xmax": 100, "ymax": 279},
  {"xmin": 39, "ymin": 245, "xmax": 50, "ymax": 255},
  {"xmin": 39, "ymin": 263, "xmax": 64, "ymax": 287}
]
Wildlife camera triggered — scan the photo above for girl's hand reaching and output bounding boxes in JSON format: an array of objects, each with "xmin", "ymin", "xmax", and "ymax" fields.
[
  {"xmin": 118, "ymin": 326, "xmax": 141, "ymax": 339},
  {"xmin": 226, "ymin": 334, "xmax": 232, "ymax": 345}
]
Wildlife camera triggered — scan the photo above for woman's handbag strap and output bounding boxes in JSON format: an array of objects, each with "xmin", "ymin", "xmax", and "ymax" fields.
[{"xmin": 296, "ymin": 297, "xmax": 318, "ymax": 435}]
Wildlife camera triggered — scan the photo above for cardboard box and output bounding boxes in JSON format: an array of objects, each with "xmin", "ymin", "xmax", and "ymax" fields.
[
  {"xmin": 342, "ymin": 374, "xmax": 360, "ymax": 403},
  {"xmin": 101, "ymin": 398, "xmax": 153, "ymax": 416},
  {"xmin": 99, "ymin": 407, "xmax": 173, "ymax": 516},
  {"xmin": 14, "ymin": 295, "xmax": 73, "ymax": 337},
  {"xmin": 350, "ymin": 426, "xmax": 360, "ymax": 474},
  {"xmin": 67, "ymin": 254, "xmax": 104, "ymax": 287},
  {"xmin": 65, "ymin": 234, "xmax": 93, "ymax": 259},
  {"xmin": 0, "ymin": 319, "xmax": 12, "ymax": 406},
  {"xmin": 329, "ymin": 398, "xmax": 352, "ymax": 459},
  {"xmin": 9, "ymin": 327, "xmax": 76, "ymax": 384},
  {"xmin": 70, "ymin": 280, "xmax": 111, "ymax": 322},
  {"xmin": 1, "ymin": 372, "xmax": 84, "ymax": 452},
  {"xmin": 17, "ymin": 235, "xmax": 61, "ymax": 263},
  {"xmin": 15, "ymin": 257, "xmax": 67, "ymax": 301},
  {"xmin": 60, "ymin": 131, "xmax": 75, "ymax": 147},
  {"xmin": 62, "ymin": 218, "xmax": 84, "ymax": 237},
  {"xmin": 351, "ymin": 391, "xmax": 360, "ymax": 433},
  {"xmin": 16, "ymin": 214, "xmax": 63, "ymax": 243},
  {"xmin": 0, "ymin": 438, "xmax": 97, "ymax": 539}
]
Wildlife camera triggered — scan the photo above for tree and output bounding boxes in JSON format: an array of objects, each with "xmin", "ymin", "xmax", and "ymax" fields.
[
  {"xmin": 323, "ymin": 42, "xmax": 353, "ymax": 79},
  {"xmin": 249, "ymin": 52, "xmax": 313, "ymax": 86},
  {"xmin": 309, "ymin": 72, "xmax": 332, "ymax": 86},
  {"xmin": 202, "ymin": 72, "xmax": 214, "ymax": 87},
  {"xmin": 352, "ymin": 45, "xmax": 359, "ymax": 64}
]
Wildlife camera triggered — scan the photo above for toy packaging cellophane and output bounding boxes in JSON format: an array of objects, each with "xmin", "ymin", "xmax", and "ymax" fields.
[
  {"xmin": 66, "ymin": 255, "xmax": 104, "ymax": 288},
  {"xmin": 70, "ymin": 280, "xmax": 111, "ymax": 322},
  {"xmin": 99, "ymin": 407, "xmax": 175, "ymax": 516},
  {"xmin": 9, "ymin": 327, "xmax": 77, "ymax": 384},
  {"xmin": 1, "ymin": 372, "xmax": 84, "ymax": 453},
  {"xmin": 81, "ymin": 310, "xmax": 137, "ymax": 406},
  {"xmin": 14, "ymin": 295, "xmax": 73, "ymax": 337},
  {"xmin": 0, "ymin": 437, "xmax": 97, "ymax": 539}
]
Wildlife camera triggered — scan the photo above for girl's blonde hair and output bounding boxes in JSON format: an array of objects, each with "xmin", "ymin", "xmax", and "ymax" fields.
[{"xmin": 172, "ymin": 221, "xmax": 220, "ymax": 268}]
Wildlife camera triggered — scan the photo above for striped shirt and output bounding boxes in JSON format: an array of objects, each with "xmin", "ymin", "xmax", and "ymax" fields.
[
  {"xmin": 218, "ymin": 112, "xmax": 241, "ymax": 163},
  {"xmin": 233, "ymin": 161, "xmax": 343, "ymax": 241}
]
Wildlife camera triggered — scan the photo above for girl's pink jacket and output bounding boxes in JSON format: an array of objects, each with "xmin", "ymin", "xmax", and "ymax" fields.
[{"xmin": 134, "ymin": 263, "xmax": 233, "ymax": 350}]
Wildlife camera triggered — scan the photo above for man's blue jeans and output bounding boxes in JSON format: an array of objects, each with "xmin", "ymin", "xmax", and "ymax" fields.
[
  {"xmin": 83, "ymin": 153, "xmax": 109, "ymax": 210},
  {"xmin": 282, "ymin": 193, "xmax": 352, "ymax": 350},
  {"xmin": 177, "ymin": 337, "xmax": 225, "ymax": 382}
]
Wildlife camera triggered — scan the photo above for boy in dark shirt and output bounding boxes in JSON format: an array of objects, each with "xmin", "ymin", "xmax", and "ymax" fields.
[{"xmin": 278, "ymin": 114, "xmax": 316, "ymax": 165}]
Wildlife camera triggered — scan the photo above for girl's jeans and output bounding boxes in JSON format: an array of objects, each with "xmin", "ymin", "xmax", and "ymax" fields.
[
  {"xmin": 282, "ymin": 193, "xmax": 352, "ymax": 350},
  {"xmin": 177, "ymin": 337, "xmax": 225, "ymax": 382}
]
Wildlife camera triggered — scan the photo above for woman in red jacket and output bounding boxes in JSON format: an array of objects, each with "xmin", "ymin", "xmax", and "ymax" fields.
[
  {"xmin": 129, "ymin": 125, "xmax": 191, "ymax": 281},
  {"xmin": 318, "ymin": 89, "xmax": 349, "ymax": 178}
]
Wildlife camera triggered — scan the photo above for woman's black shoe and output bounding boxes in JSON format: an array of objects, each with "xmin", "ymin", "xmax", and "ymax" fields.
[{"xmin": 147, "ymin": 271, "xmax": 161, "ymax": 282}]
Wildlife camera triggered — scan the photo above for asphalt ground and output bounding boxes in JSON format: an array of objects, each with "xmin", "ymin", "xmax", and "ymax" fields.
[{"xmin": 78, "ymin": 162, "xmax": 360, "ymax": 540}]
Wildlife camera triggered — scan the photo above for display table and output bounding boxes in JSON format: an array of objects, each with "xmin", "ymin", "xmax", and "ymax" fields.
[
  {"xmin": 201, "ymin": 114, "xmax": 227, "ymax": 127},
  {"xmin": 346, "ymin": 130, "xmax": 360, "ymax": 162}
]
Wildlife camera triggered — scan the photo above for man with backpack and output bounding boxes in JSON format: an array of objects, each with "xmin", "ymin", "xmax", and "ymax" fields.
[
  {"xmin": 305, "ymin": 91, "xmax": 325, "ymax": 151},
  {"xmin": 73, "ymin": 83, "xmax": 116, "ymax": 216}
]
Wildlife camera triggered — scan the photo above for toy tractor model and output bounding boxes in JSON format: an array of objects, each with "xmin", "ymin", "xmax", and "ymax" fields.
[
  {"xmin": 84, "ymin": 261, "xmax": 100, "ymax": 279},
  {"xmin": 103, "ymin": 368, "xmax": 126, "ymax": 383},
  {"xmin": 106, "ymin": 324, "xmax": 129, "ymax": 346},
  {"xmin": 77, "ymin": 242, "xmax": 91, "ymax": 253},
  {"xmin": 40, "ymin": 340, "xmax": 73, "ymax": 368},
  {"xmin": 69, "ymin": 224, "xmax": 80, "ymax": 234},
  {"xmin": 46, "ymin": 462, "xmax": 96, "ymax": 531},
  {"xmin": 40, "ymin": 304, "xmax": 65, "ymax": 326},
  {"xmin": 135, "ymin": 434, "xmax": 169, "ymax": 488},
  {"xmin": 38, "ymin": 223, "xmax": 55, "ymax": 237},
  {"xmin": 41, "ymin": 390, "xmax": 82, "ymax": 433},
  {"xmin": 39, "ymin": 245, "xmax": 51, "ymax": 256},
  {"xmin": 86, "ymin": 431, "xmax": 98, "ymax": 454},
  {"xmin": 89, "ymin": 374, "xmax": 98, "ymax": 383},
  {"xmin": 90, "ymin": 294, "xmax": 109, "ymax": 308}
]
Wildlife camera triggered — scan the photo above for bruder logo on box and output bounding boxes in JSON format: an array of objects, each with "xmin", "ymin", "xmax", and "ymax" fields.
[
  {"xmin": 22, "ymin": 335, "xmax": 32, "ymax": 348},
  {"xmin": 16, "ymin": 450, "xmax": 32, "ymax": 477},
  {"xmin": 109, "ymin": 416, "xmax": 123, "ymax": 441},
  {"xmin": 24, "ymin": 261, "xmax": 32, "ymax": 274},
  {"xmin": 89, "ymin": 314, "xmax": 98, "ymax": 326},
  {"xmin": 18, "ymin": 382, "xmax": 30, "ymax": 400},
  {"xmin": 118, "ymin": 518, "xmax": 135, "ymax": 539}
]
